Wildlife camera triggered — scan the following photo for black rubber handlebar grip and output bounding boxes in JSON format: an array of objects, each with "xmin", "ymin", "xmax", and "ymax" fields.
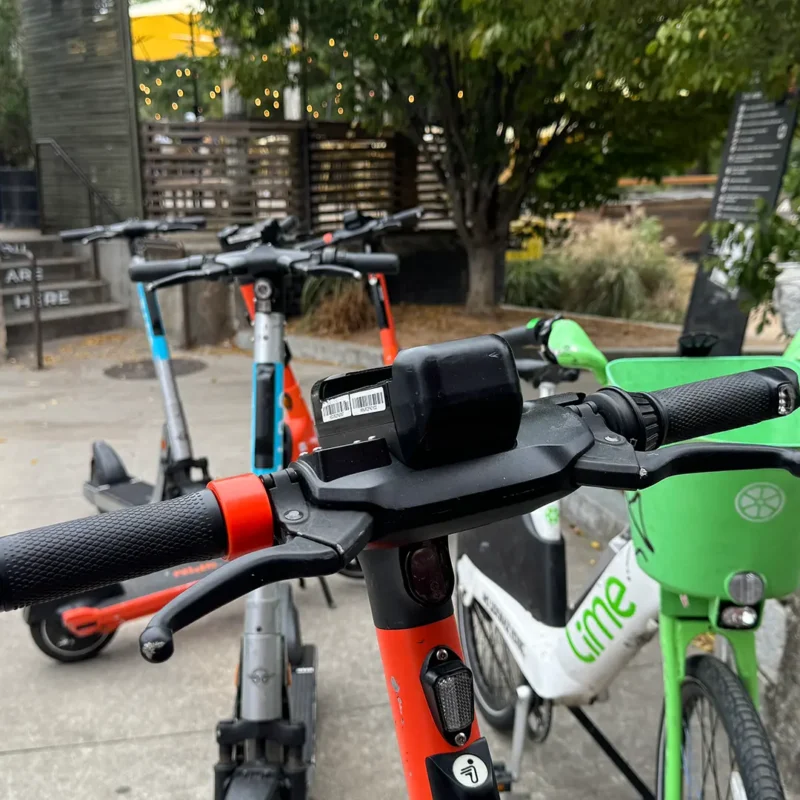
[
  {"xmin": 646, "ymin": 367, "xmax": 799, "ymax": 446},
  {"xmin": 0, "ymin": 491, "xmax": 227, "ymax": 610},
  {"xmin": 60, "ymin": 226, "xmax": 104, "ymax": 242},
  {"xmin": 333, "ymin": 250, "xmax": 400, "ymax": 274},
  {"xmin": 497, "ymin": 325, "xmax": 538, "ymax": 351},
  {"xmin": 128, "ymin": 254, "xmax": 206, "ymax": 282}
]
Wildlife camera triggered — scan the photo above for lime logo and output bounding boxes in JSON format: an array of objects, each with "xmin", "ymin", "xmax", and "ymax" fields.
[
  {"xmin": 545, "ymin": 506, "xmax": 560, "ymax": 526},
  {"xmin": 735, "ymin": 483, "xmax": 785, "ymax": 522},
  {"xmin": 566, "ymin": 577, "xmax": 637, "ymax": 663}
]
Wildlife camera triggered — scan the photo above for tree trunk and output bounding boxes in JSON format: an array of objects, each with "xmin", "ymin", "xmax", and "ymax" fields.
[
  {"xmin": 465, "ymin": 242, "xmax": 500, "ymax": 313},
  {"xmin": 765, "ymin": 594, "xmax": 800, "ymax": 797}
]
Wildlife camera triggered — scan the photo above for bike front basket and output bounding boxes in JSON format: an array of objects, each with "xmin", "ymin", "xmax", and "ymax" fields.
[{"xmin": 607, "ymin": 356, "xmax": 800, "ymax": 601}]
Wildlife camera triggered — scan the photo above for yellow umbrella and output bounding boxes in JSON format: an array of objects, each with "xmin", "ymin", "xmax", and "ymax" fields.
[{"xmin": 130, "ymin": 0, "xmax": 217, "ymax": 62}]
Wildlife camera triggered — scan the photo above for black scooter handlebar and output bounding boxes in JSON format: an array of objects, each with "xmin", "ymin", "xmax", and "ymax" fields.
[
  {"xmin": 128, "ymin": 254, "xmax": 207, "ymax": 282},
  {"xmin": 0, "ymin": 491, "xmax": 228, "ymax": 610}
]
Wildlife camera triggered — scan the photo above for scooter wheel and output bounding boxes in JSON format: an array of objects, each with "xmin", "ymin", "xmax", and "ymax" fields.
[
  {"xmin": 338, "ymin": 558, "xmax": 364, "ymax": 579},
  {"xmin": 29, "ymin": 616, "xmax": 116, "ymax": 663}
]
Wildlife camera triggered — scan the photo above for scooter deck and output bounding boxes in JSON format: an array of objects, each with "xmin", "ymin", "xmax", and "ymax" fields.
[{"xmin": 84, "ymin": 479, "xmax": 154, "ymax": 511}]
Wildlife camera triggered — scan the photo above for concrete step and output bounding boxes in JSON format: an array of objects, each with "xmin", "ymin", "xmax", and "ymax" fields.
[
  {"xmin": 5, "ymin": 301, "xmax": 128, "ymax": 347},
  {"xmin": 2, "ymin": 279, "xmax": 109, "ymax": 316},
  {"xmin": 0, "ymin": 233, "xmax": 77, "ymax": 260},
  {"xmin": 0, "ymin": 255, "xmax": 94, "ymax": 285}
]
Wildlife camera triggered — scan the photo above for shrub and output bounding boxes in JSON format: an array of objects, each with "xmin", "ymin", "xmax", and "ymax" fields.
[
  {"xmin": 299, "ymin": 277, "xmax": 373, "ymax": 335},
  {"xmin": 503, "ymin": 259, "xmax": 563, "ymax": 308}
]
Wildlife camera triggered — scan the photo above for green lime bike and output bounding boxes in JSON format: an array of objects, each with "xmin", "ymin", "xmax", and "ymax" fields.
[{"xmin": 458, "ymin": 316, "xmax": 800, "ymax": 800}]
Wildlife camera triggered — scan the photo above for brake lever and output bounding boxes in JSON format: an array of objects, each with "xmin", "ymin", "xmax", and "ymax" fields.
[
  {"xmin": 301, "ymin": 265, "xmax": 363, "ymax": 280},
  {"xmin": 146, "ymin": 264, "xmax": 227, "ymax": 291},
  {"xmin": 138, "ymin": 480, "xmax": 373, "ymax": 663}
]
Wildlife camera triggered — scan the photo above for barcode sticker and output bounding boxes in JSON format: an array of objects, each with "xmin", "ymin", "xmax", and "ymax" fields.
[
  {"xmin": 321, "ymin": 394, "xmax": 352, "ymax": 422},
  {"xmin": 350, "ymin": 387, "xmax": 387, "ymax": 416}
]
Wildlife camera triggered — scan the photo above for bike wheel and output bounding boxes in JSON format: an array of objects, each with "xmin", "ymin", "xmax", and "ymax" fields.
[
  {"xmin": 656, "ymin": 654, "xmax": 784, "ymax": 800},
  {"xmin": 458, "ymin": 592, "xmax": 523, "ymax": 731},
  {"xmin": 29, "ymin": 616, "xmax": 115, "ymax": 663}
]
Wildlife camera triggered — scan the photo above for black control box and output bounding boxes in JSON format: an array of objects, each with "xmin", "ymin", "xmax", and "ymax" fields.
[{"xmin": 310, "ymin": 335, "xmax": 522, "ymax": 469}]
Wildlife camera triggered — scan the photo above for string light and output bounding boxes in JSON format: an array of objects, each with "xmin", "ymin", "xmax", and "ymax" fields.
[
  {"xmin": 335, "ymin": 96, "xmax": 340, "ymax": 104},
  {"xmin": 336, "ymin": 82, "xmax": 342, "ymax": 90},
  {"xmin": 408, "ymin": 94, "xmax": 415, "ymax": 103},
  {"xmin": 273, "ymin": 90, "xmax": 279, "ymax": 98},
  {"xmin": 138, "ymin": 83, "xmax": 145, "ymax": 91},
  {"xmin": 322, "ymin": 101, "xmax": 327, "ymax": 108},
  {"xmin": 255, "ymin": 98, "xmax": 262, "ymax": 106},
  {"xmin": 176, "ymin": 69, "xmax": 183, "ymax": 77},
  {"xmin": 368, "ymin": 90, "xmax": 375, "ymax": 98},
  {"xmin": 263, "ymin": 109, "xmax": 270, "ymax": 117},
  {"xmin": 177, "ymin": 89, "xmax": 184, "ymax": 97},
  {"xmin": 185, "ymin": 68, "xmax": 191, "ymax": 76},
  {"xmin": 307, "ymin": 56, "xmax": 313, "ymax": 63},
  {"xmin": 209, "ymin": 90, "xmax": 216, "ymax": 98},
  {"xmin": 343, "ymin": 50, "xmax": 349, "ymax": 57},
  {"xmin": 250, "ymin": 54, "xmax": 256, "ymax": 61},
  {"xmin": 172, "ymin": 102, "xmax": 179, "ymax": 110},
  {"xmin": 373, "ymin": 32, "xmax": 380, "ymax": 40},
  {"xmin": 457, "ymin": 90, "xmax": 464, "ymax": 99},
  {"xmin": 262, "ymin": 54, "xmax": 268, "ymax": 62},
  {"xmin": 155, "ymin": 113, "xmax": 161, "ymax": 120},
  {"xmin": 306, "ymin": 104, "xmax": 313, "ymax": 112},
  {"xmin": 145, "ymin": 97, "xmax": 152, "ymax": 105},
  {"xmin": 328, "ymin": 38, "xmax": 335, "ymax": 46},
  {"xmin": 264, "ymin": 88, "xmax": 270, "ymax": 96},
  {"xmin": 144, "ymin": 87, "xmax": 150, "ymax": 95},
  {"xmin": 273, "ymin": 100, "xmax": 280, "ymax": 109},
  {"xmin": 337, "ymin": 107, "xmax": 344, "ymax": 115},
  {"xmin": 155, "ymin": 78, "xmax": 162, "ymax": 86},
  {"xmin": 313, "ymin": 111, "xmax": 319, "ymax": 118}
]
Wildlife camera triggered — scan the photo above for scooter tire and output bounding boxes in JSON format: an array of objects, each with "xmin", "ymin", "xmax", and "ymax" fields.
[{"xmin": 29, "ymin": 616, "xmax": 116, "ymax": 663}]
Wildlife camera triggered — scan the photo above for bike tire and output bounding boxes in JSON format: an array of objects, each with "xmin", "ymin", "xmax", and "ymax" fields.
[
  {"xmin": 457, "ymin": 589, "xmax": 518, "ymax": 731},
  {"xmin": 655, "ymin": 654, "xmax": 784, "ymax": 800}
]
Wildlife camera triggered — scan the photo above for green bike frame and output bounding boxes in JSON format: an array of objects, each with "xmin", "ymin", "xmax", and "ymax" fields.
[{"xmin": 526, "ymin": 316, "xmax": 800, "ymax": 799}]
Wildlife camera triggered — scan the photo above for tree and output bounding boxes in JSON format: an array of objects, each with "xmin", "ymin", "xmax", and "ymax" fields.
[
  {"xmin": 0, "ymin": 0, "xmax": 31, "ymax": 167},
  {"xmin": 205, "ymin": 1, "xmax": 738, "ymax": 311}
]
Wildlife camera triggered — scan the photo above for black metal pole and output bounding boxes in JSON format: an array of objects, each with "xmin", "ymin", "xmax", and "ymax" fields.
[{"xmin": 28, "ymin": 250, "xmax": 43, "ymax": 370}]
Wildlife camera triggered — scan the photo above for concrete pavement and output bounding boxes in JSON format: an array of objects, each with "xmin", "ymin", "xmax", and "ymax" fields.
[{"xmin": 0, "ymin": 334, "xmax": 660, "ymax": 799}]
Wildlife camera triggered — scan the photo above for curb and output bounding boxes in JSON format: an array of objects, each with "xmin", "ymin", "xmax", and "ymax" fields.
[
  {"xmin": 282, "ymin": 334, "xmax": 785, "ymax": 370},
  {"xmin": 286, "ymin": 334, "xmax": 383, "ymax": 369}
]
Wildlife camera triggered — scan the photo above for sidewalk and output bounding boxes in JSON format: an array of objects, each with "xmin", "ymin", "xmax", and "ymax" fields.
[{"xmin": 0, "ymin": 333, "xmax": 661, "ymax": 799}]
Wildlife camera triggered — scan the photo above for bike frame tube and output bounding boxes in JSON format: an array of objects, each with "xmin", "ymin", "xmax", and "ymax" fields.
[{"xmin": 135, "ymin": 280, "xmax": 193, "ymax": 463}]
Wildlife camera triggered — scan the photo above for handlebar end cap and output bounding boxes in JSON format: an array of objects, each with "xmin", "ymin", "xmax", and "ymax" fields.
[{"xmin": 140, "ymin": 625, "xmax": 175, "ymax": 664}]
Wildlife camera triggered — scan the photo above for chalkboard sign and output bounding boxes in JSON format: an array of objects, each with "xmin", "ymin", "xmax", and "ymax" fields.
[{"xmin": 682, "ymin": 91, "xmax": 797, "ymax": 355}]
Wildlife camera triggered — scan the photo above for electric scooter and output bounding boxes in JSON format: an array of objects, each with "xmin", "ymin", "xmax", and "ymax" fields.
[
  {"xmin": 61, "ymin": 218, "xmax": 213, "ymax": 512},
  {"xmin": 23, "ymin": 218, "xmax": 222, "ymax": 662}
]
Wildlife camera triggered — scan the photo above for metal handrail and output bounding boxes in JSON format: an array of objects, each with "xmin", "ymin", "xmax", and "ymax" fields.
[{"xmin": 34, "ymin": 138, "xmax": 122, "ymax": 228}]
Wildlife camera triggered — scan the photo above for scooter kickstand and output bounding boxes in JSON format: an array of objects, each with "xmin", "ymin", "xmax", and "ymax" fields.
[
  {"xmin": 317, "ymin": 577, "xmax": 336, "ymax": 609},
  {"xmin": 509, "ymin": 685, "xmax": 534, "ymax": 780}
]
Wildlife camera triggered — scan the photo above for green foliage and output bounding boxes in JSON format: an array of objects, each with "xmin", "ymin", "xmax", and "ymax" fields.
[
  {"xmin": 0, "ymin": 0, "xmax": 31, "ymax": 166},
  {"xmin": 135, "ymin": 59, "xmax": 224, "ymax": 121},
  {"xmin": 205, "ymin": 0, "xmax": 791, "ymax": 309},
  {"xmin": 504, "ymin": 259, "xmax": 563, "ymax": 308},
  {"xmin": 505, "ymin": 216, "xmax": 686, "ymax": 322},
  {"xmin": 704, "ymin": 200, "xmax": 800, "ymax": 325}
]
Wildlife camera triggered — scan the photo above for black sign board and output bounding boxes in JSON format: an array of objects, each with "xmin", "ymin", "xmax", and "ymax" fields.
[{"xmin": 682, "ymin": 91, "xmax": 797, "ymax": 355}]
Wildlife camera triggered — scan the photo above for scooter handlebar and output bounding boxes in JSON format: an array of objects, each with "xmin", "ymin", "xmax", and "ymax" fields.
[
  {"xmin": 0, "ymin": 491, "xmax": 230, "ymax": 610},
  {"xmin": 128, "ymin": 254, "xmax": 207, "ymax": 282}
]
